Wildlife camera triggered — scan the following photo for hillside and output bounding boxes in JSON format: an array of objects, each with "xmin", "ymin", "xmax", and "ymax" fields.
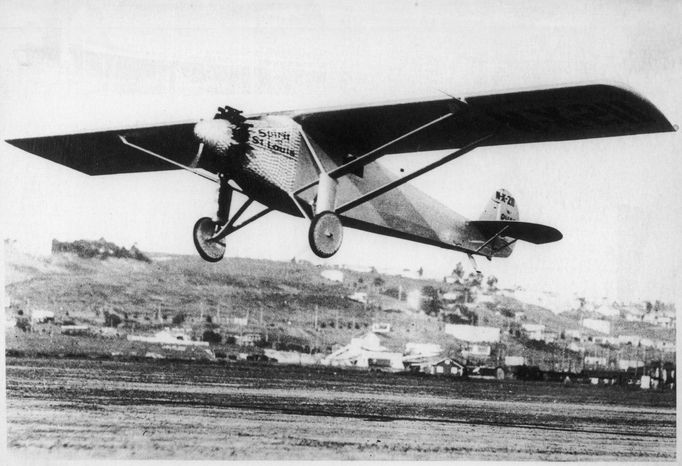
[
  {"xmin": 4, "ymin": 243, "xmax": 676, "ymax": 369},
  {"xmin": 4, "ymin": 245, "xmax": 450, "ymax": 352}
]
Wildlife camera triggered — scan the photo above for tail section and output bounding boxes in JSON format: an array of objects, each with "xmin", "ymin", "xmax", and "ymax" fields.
[
  {"xmin": 479, "ymin": 188, "xmax": 519, "ymax": 222},
  {"xmin": 477, "ymin": 189, "xmax": 518, "ymax": 257},
  {"xmin": 469, "ymin": 188, "xmax": 562, "ymax": 259}
]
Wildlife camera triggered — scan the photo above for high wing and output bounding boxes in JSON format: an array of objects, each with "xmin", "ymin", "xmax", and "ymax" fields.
[
  {"xmin": 5, "ymin": 122, "xmax": 207, "ymax": 176},
  {"xmin": 5, "ymin": 84, "xmax": 675, "ymax": 177},
  {"xmin": 291, "ymin": 83, "xmax": 675, "ymax": 162}
]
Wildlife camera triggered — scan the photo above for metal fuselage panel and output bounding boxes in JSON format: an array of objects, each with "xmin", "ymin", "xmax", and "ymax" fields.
[{"xmin": 232, "ymin": 115, "xmax": 508, "ymax": 257}]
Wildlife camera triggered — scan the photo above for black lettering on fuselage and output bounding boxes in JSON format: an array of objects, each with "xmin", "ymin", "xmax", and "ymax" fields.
[{"xmin": 251, "ymin": 129, "xmax": 296, "ymax": 159}]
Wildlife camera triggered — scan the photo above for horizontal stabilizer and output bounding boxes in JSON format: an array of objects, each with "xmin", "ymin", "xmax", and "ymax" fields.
[{"xmin": 469, "ymin": 220, "xmax": 562, "ymax": 244}]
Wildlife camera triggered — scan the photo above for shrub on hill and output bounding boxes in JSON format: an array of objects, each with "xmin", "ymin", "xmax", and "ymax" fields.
[{"xmin": 52, "ymin": 238, "xmax": 151, "ymax": 262}]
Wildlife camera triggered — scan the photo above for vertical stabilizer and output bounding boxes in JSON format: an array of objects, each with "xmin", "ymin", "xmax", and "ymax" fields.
[{"xmin": 479, "ymin": 188, "xmax": 519, "ymax": 222}]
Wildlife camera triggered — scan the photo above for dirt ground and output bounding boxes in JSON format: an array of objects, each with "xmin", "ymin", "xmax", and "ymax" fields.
[{"xmin": 5, "ymin": 357, "xmax": 676, "ymax": 461}]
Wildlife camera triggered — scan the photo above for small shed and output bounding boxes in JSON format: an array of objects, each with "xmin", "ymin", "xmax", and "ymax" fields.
[{"xmin": 429, "ymin": 358, "xmax": 465, "ymax": 376}]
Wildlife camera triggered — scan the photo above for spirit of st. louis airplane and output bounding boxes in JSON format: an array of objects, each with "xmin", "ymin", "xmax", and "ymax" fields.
[{"xmin": 6, "ymin": 84, "xmax": 676, "ymax": 270}]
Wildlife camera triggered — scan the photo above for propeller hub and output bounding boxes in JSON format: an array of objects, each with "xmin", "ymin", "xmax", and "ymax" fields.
[{"xmin": 193, "ymin": 119, "xmax": 235, "ymax": 156}]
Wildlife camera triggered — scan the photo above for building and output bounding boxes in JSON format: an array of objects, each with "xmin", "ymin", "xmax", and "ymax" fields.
[
  {"xmin": 567, "ymin": 342, "xmax": 585, "ymax": 353},
  {"xmin": 321, "ymin": 269, "xmax": 344, "ymax": 282},
  {"xmin": 624, "ymin": 308, "xmax": 644, "ymax": 322},
  {"xmin": 463, "ymin": 344, "xmax": 491, "ymax": 357},
  {"xmin": 404, "ymin": 356, "xmax": 464, "ymax": 376},
  {"xmin": 654, "ymin": 340, "xmax": 675, "ymax": 352},
  {"xmin": 505, "ymin": 356, "xmax": 526, "ymax": 366},
  {"xmin": 444, "ymin": 324, "xmax": 500, "ymax": 343},
  {"xmin": 371, "ymin": 322, "xmax": 391, "ymax": 334},
  {"xmin": 617, "ymin": 359, "xmax": 645, "ymax": 370},
  {"xmin": 641, "ymin": 312, "xmax": 676, "ymax": 327},
  {"xmin": 595, "ymin": 303, "xmax": 620, "ymax": 317},
  {"xmin": 584, "ymin": 356, "xmax": 607, "ymax": 367},
  {"xmin": 404, "ymin": 342, "xmax": 442, "ymax": 358},
  {"xmin": 428, "ymin": 358, "xmax": 465, "ymax": 376},
  {"xmin": 264, "ymin": 349, "xmax": 318, "ymax": 365},
  {"xmin": 349, "ymin": 292, "xmax": 368, "ymax": 304},
  {"xmin": 61, "ymin": 325, "xmax": 90, "ymax": 336},
  {"xmin": 582, "ymin": 318, "xmax": 610, "ymax": 334},
  {"xmin": 127, "ymin": 328, "xmax": 209, "ymax": 346},
  {"xmin": 565, "ymin": 329, "xmax": 582, "ymax": 340},
  {"xmin": 30, "ymin": 309, "xmax": 55, "ymax": 323},
  {"xmin": 322, "ymin": 332, "xmax": 404, "ymax": 370},
  {"xmin": 230, "ymin": 316, "xmax": 248, "ymax": 326},
  {"xmin": 593, "ymin": 335, "xmax": 618, "ymax": 346},
  {"xmin": 522, "ymin": 323, "xmax": 545, "ymax": 341},
  {"xmin": 235, "ymin": 333, "xmax": 262, "ymax": 346},
  {"xmin": 617, "ymin": 335, "xmax": 641, "ymax": 346}
]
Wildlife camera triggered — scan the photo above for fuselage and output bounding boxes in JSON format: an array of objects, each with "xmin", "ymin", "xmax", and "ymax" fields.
[{"xmin": 227, "ymin": 114, "xmax": 512, "ymax": 257}]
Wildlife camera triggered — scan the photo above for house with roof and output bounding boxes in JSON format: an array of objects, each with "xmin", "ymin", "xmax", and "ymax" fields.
[
  {"xmin": 321, "ymin": 332, "xmax": 404, "ymax": 370},
  {"xmin": 595, "ymin": 303, "xmax": 620, "ymax": 317},
  {"xmin": 404, "ymin": 356, "xmax": 465, "ymax": 376}
]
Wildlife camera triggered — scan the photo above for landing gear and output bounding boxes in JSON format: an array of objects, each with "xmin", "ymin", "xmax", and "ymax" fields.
[
  {"xmin": 308, "ymin": 211, "xmax": 343, "ymax": 258},
  {"xmin": 193, "ymin": 176, "xmax": 273, "ymax": 263},
  {"xmin": 193, "ymin": 217, "xmax": 226, "ymax": 262}
]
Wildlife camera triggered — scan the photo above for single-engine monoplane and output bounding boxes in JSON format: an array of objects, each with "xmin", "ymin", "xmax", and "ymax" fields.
[{"xmin": 6, "ymin": 84, "xmax": 675, "ymax": 269}]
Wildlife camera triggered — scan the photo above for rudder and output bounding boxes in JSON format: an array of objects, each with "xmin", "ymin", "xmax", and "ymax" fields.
[{"xmin": 479, "ymin": 188, "xmax": 519, "ymax": 222}]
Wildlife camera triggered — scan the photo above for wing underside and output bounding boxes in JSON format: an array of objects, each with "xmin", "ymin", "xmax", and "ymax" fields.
[
  {"xmin": 5, "ymin": 84, "xmax": 675, "ymax": 177},
  {"xmin": 6, "ymin": 122, "xmax": 202, "ymax": 176},
  {"xmin": 293, "ymin": 84, "xmax": 675, "ymax": 160}
]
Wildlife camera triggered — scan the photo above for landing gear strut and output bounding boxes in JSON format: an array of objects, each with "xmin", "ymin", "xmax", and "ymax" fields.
[
  {"xmin": 193, "ymin": 175, "xmax": 272, "ymax": 262},
  {"xmin": 307, "ymin": 172, "xmax": 344, "ymax": 258}
]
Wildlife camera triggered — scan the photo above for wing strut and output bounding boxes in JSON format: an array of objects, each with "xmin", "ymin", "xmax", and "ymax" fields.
[
  {"xmin": 335, "ymin": 132, "xmax": 495, "ymax": 214},
  {"xmin": 209, "ymin": 198, "xmax": 273, "ymax": 241},
  {"xmin": 328, "ymin": 111, "xmax": 455, "ymax": 179},
  {"xmin": 119, "ymin": 135, "xmax": 220, "ymax": 184},
  {"xmin": 293, "ymin": 110, "xmax": 457, "ymax": 197}
]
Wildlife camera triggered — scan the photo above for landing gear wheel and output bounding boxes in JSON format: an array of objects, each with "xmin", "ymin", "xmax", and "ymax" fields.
[
  {"xmin": 193, "ymin": 217, "xmax": 226, "ymax": 262},
  {"xmin": 308, "ymin": 211, "xmax": 343, "ymax": 258}
]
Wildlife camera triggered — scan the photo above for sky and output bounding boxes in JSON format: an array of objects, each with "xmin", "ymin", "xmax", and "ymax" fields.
[{"xmin": 1, "ymin": 0, "xmax": 681, "ymax": 306}]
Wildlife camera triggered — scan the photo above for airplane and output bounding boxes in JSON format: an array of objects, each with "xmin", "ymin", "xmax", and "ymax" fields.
[{"xmin": 5, "ymin": 84, "xmax": 675, "ymax": 270}]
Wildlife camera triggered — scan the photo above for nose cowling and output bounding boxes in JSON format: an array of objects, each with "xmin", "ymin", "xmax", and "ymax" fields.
[{"xmin": 193, "ymin": 119, "xmax": 235, "ymax": 156}]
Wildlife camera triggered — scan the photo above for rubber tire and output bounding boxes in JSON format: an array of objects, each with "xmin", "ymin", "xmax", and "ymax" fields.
[
  {"xmin": 193, "ymin": 217, "xmax": 226, "ymax": 262},
  {"xmin": 308, "ymin": 211, "xmax": 343, "ymax": 258}
]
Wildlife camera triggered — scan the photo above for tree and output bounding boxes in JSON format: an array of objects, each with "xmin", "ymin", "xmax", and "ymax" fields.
[
  {"xmin": 486, "ymin": 275, "xmax": 498, "ymax": 291},
  {"xmin": 420, "ymin": 285, "xmax": 442, "ymax": 316},
  {"xmin": 466, "ymin": 272, "xmax": 482, "ymax": 288},
  {"xmin": 373, "ymin": 277, "xmax": 385, "ymax": 288},
  {"xmin": 172, "ymin": 312, "xmax": 186, "ymax": 325},
  {"xmin": 453, "ymin": 262, "xmax": 464, "ymax": 280},
  {"xmin": 418, "ymin": 267, "xmax": 424, "ymax": 278},
  {"xmin": 103, "ymin": 311, "xmax": 122, "ymax": 328},
  {"xmin": 202, "ymin": 330, "xmax": 222, "ymax": 344}
]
